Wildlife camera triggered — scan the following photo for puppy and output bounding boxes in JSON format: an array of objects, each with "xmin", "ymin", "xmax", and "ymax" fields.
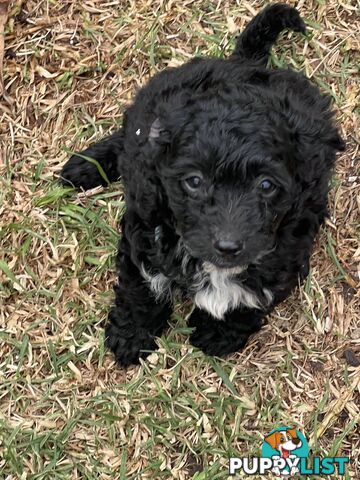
[{"xmin": 61, "ymin": 4, "xmax": 344, "ymax": 367}]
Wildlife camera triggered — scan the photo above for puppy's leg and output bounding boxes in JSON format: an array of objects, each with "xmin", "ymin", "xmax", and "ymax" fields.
[
  {"xmin": 105, "ymin": 237, "xmax": 172, "ymax": 367},
  {"xmin": 188, "ymin": 307, "xmax": 266, "ymax": 357},
  {"xmin": 60, "ymin": 129, "xmax": 124, "ymax": 190}
]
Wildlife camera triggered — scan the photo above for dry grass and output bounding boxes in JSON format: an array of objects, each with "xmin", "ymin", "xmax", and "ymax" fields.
[{"xmin": 0, "ymin": 1, "xmax": 359, "ymax": 479}]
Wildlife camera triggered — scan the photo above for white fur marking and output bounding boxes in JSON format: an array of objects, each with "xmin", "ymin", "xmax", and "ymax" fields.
[
  {"xmin": 140, "ymin": 264, "xmax": 172, "ymax": 300},
  {"xmin": 193, "ymin": 262, "xmax": 273, "ymax": 320},
  {"xmin": 141, "ymin": 257, "xmax": 274, "ymax": 320},
  {"xmin": 263, "ymin": 287, "xmax": 273, "ymax": 305}
]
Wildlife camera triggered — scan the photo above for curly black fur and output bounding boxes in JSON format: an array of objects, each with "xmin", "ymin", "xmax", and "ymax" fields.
[{"xmin": 61, "ymin": 4, "xmax": 344, "ymax": 367}]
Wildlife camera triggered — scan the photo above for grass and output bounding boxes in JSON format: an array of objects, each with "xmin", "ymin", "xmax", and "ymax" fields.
[{"xmin": 0, "ymin": 1, "xmax": 359, "ymax": 479}]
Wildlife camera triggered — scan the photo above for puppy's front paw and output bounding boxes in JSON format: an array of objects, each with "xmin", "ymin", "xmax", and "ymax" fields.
[
  {"xmin": 105, "ymin": 322, "xmax": 157, "ymax": 368},
  {"xmin": 267, "ymin": 4, "xmax": 306, "ymax": 34},
  {"xmin": 104, "ymin": 307, "xmax": 158, "ymax": 367},
  {"xmin": 188, "ymin": 309, "xmax": 250, "ymax": 357},
  {"xmin": 60, "ymin": 153, "xmax": 108, "ymax": 190}
]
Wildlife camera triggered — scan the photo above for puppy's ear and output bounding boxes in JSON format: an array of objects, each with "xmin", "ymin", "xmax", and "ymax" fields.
[
  {"xmin": 287, "ymin": 429, "xmax": 297, "ymax": 440},
  {"xmin": 148, "ymin": 118, "xmax": 171, "ymax": 146},
  {"xmin": 130, "ymin": 117, "xmax": 172, "ymax": 228},
  {"xmin": 264, "ymin": 432, "xmax": 280, "ymax": 450}
]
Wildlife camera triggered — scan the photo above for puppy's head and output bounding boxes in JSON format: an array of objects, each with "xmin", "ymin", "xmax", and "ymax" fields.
[{"xmin": 147, "ymin": 86, "xmax": 343, "ymax": 269}]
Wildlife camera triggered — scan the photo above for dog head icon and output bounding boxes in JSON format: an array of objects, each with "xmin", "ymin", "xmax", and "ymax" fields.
[{"xmin": 264, "ymin": 428, "xmax": 302, "ymax": 458}]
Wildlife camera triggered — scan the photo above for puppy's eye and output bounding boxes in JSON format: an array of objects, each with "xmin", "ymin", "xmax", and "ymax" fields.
[
  {"xmin": 184, "ymin": 175, "xmax": 203, "ymax": 191},
  {"xmin": 260, "ymin": 179, "xmax": 273, "ymax": 190},
  {"xmin": 259, "ymin": 179, "xmax": 277, "ymax": 194}
]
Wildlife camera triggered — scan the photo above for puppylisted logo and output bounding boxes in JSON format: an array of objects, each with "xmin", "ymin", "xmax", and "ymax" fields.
[
  {"xmin": 229, "ymin": 426, "xmax": 350, "ymax": 477},
  {"xmin": 261, "ymin": 427, "xmax": 309, "ymax": 476}
]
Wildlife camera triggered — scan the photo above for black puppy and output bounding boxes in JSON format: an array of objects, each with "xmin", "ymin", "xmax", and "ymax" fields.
[{"xmin": 61, "ymin": 4, "xmax": 344, "ymax": 367}]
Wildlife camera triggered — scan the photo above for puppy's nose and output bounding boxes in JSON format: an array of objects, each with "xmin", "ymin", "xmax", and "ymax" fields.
[{"xmin": 213, "ymin": 239, "xmax": 242, "ymax": 256}]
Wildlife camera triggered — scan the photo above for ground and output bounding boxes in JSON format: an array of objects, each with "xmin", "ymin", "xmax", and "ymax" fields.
[{"xmin": 0, "ymin": 1, "xmax": 359, "ymax": 479}]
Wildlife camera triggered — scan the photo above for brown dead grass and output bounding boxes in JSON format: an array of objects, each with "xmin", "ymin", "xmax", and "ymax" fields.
[{"xmin": 0, "ymin": 1, "xmax": 359, "ymax": 479}]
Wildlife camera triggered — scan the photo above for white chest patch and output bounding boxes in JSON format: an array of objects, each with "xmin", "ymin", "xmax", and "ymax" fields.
[
  {"xmin": 193, "ymin": 262, "xmax": 272, "ymax": 320},
  {"xmin": 141, "ymin": 260, "xmax": 273, "ymax": 320}
]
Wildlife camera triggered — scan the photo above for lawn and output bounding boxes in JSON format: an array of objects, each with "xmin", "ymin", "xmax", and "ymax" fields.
[{"xmin": 0, "ymin": 1, "xmax": 359, "ymax": 479}]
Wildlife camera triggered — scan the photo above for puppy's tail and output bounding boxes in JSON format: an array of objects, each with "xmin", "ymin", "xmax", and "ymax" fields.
[{"xmin": 232, "ymin": 3, "xmax": 306, "ymax": 65}]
